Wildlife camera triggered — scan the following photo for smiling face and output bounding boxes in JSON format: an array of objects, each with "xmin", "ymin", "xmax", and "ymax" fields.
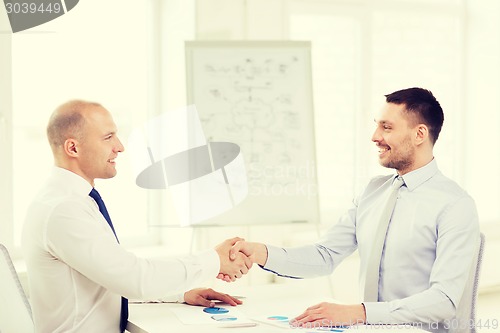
[
  {"xmin": 75, "ymin": 105, "xmax": 124, "ymax": 186},
  {"xmin": 372, "ymin": 102, "xmax": 419, "ymax": 175}
]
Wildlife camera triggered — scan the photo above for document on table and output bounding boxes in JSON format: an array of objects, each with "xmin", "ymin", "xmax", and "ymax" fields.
[
  {"xmin": 252, "ymin": 314, "xmax": 295, "ymax": 329},
  {"xmin": 170, "ymin": 305, "xmax": 257, "ymax": 327}
]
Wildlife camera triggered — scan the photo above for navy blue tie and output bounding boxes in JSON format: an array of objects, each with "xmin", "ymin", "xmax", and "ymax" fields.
[{"xmin": 89, "ymin": 188, "xmax": 129, "ymax": 333}]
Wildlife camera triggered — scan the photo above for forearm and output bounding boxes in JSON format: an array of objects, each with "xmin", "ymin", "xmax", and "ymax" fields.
[
  {"xmin": 262, "ymin": 244, "xmax": 339, "ymax": 278},
  {"xmin": 363, "ymin": 287, "xmax": 456, "ymax": 325},
  {"xmin": 51, "ymin": 228, "xmax": 219, "ymax": 300}
]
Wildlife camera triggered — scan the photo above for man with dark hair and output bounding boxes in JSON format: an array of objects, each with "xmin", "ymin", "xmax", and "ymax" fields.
[{"xmin": 226, "ymin": 88, "xmax": 479, "ymax": 332}]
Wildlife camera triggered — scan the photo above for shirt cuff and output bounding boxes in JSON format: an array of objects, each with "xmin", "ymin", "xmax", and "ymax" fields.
[
  {"xmin": 262, "ymin": 244, "xmax": 286, "ymax": 272},
  {"xmin": 157, "ymin": 293, "xmax": 185, "ymax": 303},
  {"xmin": 176, "ymin": 292, "xmax": 186, "ymax": 303},
  {"xmin": 195, "ymin": 249, "xmax": 220, "ymax": 283},
  {"xmin": 363, "ymin": 301, "xmax": 391, "ymax": 324}
]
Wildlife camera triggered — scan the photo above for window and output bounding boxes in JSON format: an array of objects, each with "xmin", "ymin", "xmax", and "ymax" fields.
[{"xmin": 4, "ymin": 0, "xmax": 159, "ymax": 252}]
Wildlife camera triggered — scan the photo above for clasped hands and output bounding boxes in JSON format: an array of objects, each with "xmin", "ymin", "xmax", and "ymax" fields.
[
  {"xmin": 215, "ymin": 237, "xmax": 265, "ymax": 282},
  {"xmin": 180, "ymin": 237, "xmax": 256, "ymax": 308},
  {"xmin": 214, "ymin": 237, "xmax": 366, "ymax": 327}
]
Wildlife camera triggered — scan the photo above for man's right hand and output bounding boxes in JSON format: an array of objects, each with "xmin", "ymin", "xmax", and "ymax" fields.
[
  {"xmin": 215, "ymin": 237, "xmax": 253, "ymax": 282},
  {"xmin": 216, "ymin": 240, "xmax": 268, "ymax": 282},
  {"xmin": 230, "ymin": 240, "xmax": 268, "ymax": 266}
]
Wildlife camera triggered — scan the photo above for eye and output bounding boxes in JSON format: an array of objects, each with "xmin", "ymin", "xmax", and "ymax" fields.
[{"xmin": 383, "ymin": 125, "xmax": 391, "ymax": 130}]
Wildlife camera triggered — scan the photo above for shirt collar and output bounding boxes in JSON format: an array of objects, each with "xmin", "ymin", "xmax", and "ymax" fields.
[
  {"xmin": 398, "ymin": 158, "xmax": 439, "ymax": 191},
  {"xmin": 50, "ymin": 166, "xmax": 93, "ymax": 197}
]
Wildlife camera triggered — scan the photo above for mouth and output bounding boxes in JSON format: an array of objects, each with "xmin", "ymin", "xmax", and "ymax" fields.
[
  {"xmin": 108, "ymin": 158, "xmax": 117, "ymax": 164},
  {"xmin": 377, "ymin": 146, "xmax": 390, "ymax": 157}
]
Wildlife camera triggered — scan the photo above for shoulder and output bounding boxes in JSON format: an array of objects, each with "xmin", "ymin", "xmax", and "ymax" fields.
[
  {"xmin": 428, "ymin": 171, "xmax": 475, "ymax": 204},
  {"xmin": 353, "ymin": 174, "xmax": 393, "ymax": 205},
  {"xmin": 27, "ymin": 185, "xmax": 94, "ymax": 230},
  {"xmin": 363, "ymin": 174, "xmax": 394, "ymax": 194},
  {"xmin": 419, "ymin": 171, "xmax": 478, "ymax": 228},
  {"xmin": 23, "ymin": 186, "xmax": 94, "ymax": 252},
  {"xmin": 368, "ymin": 174, "xmax": 393, "ymax": 187}
]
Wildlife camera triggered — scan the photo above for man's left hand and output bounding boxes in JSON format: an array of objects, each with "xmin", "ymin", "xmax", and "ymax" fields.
[
  {"xmin": 184, "ymin": 288, "xmax": 243, "ymax": 308},
  {"xmin": 292, "ymin": 302, "xmax": 366, "ymax": 328}
]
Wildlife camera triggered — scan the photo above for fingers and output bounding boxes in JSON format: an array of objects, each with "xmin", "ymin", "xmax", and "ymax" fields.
[
  {"xmin": 292, "ymin": 303, "xmax": 352, "ymax": 328},
  {"xmin": 292, "ymin": 311, "xmax": 325, "ymax": 328},
  {"xmin": 292, "ymin": 318, "xmax": 327, "ymax": 329},
  {"xmin": 211, "ymin": 292, "xmax": 243, "ymax": 306},
  {"xmin": 229, "ymin": 240, "xmax": 253, "ymax": 260},
  {"xmin": 231, "ymin": 252, "xmax": 251, "ymax": 276},
  {"xmin": 229, "ymin": 241, "xmax": 243, "ymax": 260},
  {"xmin": 194, "ymin": 294, "xmax": 216, "ymax": 308},
  {"xmin": 226, "ymin": 237, "xmax": 245, "ymax": 246},
  {"xmin": 244, "ymin": 255, "xmax": 253, "ymax": 270},
  {"xmin": 217, "ymin": 273, "xmax": 234, "ymax": 282},
  {"xmin": 218, "ymin": 243, "xmax": 253, "ymax": 281},
  {"xmin": 230, "ymin": 241, "xmax": 268, "ymax": 266},
  {"xmin": 215, "ymin": 237, "xmax": 244, "ymax": 257},
  {"xmin": 216, "ymin": 273, "xmax": 234, "ymax": 283},
  {"xmin": 223, "ymin": 294, "xmax": 243, "ymax": 306},
  {"xmin": 293, "ymin": 310, "xmax": 309, "ymax": 322},
  {"xmin": 184, "ymin": 288, "xmax": 243, "ymax": 307},
  {"xmin": 235, "ymin": 255, "xmax": 251, "ymax": 275},
  {"xmin": 307, "ymin": 303, "xmax": 321, "ymax": 310},
  {"xmin": 292, "ymin": 303, "xmax": 323, "ymax": 323},
  {"xmin": 294, "ymin": 313, "xmax": 321, "ymax": 324},
  {"xmin": 184, "ymin": 288, "xmax": 216, "ymax": 307},
  {"xmin": 202, "ymin": 288, "xmax": 243, "ymax": 307}
]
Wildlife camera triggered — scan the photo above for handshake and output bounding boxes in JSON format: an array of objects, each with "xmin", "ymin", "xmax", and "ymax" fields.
[{"xmin": 214, "ymin": 237, "xmax": 267, "ymax": 282}]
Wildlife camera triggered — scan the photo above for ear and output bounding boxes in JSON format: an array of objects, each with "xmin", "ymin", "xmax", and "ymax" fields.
[
  {"xmin": 63, "ymin": 138, "xmax": 79, "ymax": 158},
  {"xmin": 414, "ymin": 124, "xmax": 429, "ymax": 146}
]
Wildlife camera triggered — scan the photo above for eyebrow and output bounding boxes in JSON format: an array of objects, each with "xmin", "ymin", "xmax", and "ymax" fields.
[
  {"xmin": 374, "ymin": 119, "xmax": 393, "ymax": 125},
  {"xmin": 103, "ymin": 131, "xmax": 117, "ymax": 138}
]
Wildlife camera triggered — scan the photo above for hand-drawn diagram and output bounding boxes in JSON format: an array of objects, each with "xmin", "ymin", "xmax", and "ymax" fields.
[
  {"xmin": 200, "ymin": 56, "xmax": 304, "ymax": 186},
  {"xmin": 186, "ymin": 41, "xmax": 319, "ymax": 225}
]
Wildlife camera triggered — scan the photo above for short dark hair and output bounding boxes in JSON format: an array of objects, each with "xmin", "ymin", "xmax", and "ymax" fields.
[{"xmin": 385, "ymin": 87, "xmax": 444, "ymax": 144}]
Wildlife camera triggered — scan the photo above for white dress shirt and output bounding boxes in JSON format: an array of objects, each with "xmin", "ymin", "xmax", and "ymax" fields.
[
  {"xmin": 263, "ymin": 159, "xmax": 479, "ymax": 332},
  {"xmin": 22, "ymin": 167, "xmax": 219, "ymax": 333}
]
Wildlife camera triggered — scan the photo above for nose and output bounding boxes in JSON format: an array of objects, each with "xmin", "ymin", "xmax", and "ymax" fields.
[
  {"xmin": 115, "ymin": 137, "xmax": 125, "ymax": 153},
  {"xmin": 371, "ymin": 127, "xmax": 381, "ymax": 143}
]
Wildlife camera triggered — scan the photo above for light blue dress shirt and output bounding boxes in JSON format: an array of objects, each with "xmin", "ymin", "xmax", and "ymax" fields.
[{"xmin": 264, "ymin": 159, "xmax": 479, "ymax": 332}]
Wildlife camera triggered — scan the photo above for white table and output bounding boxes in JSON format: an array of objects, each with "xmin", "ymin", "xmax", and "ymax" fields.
[{"xmin": 127, "ymin": 283, "xmax": 428, "ymax": 333}]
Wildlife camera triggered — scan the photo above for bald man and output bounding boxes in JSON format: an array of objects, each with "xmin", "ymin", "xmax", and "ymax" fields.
[{"xmin": 22, "ymin": 100, "xmax": 250, "ymax": 333}]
